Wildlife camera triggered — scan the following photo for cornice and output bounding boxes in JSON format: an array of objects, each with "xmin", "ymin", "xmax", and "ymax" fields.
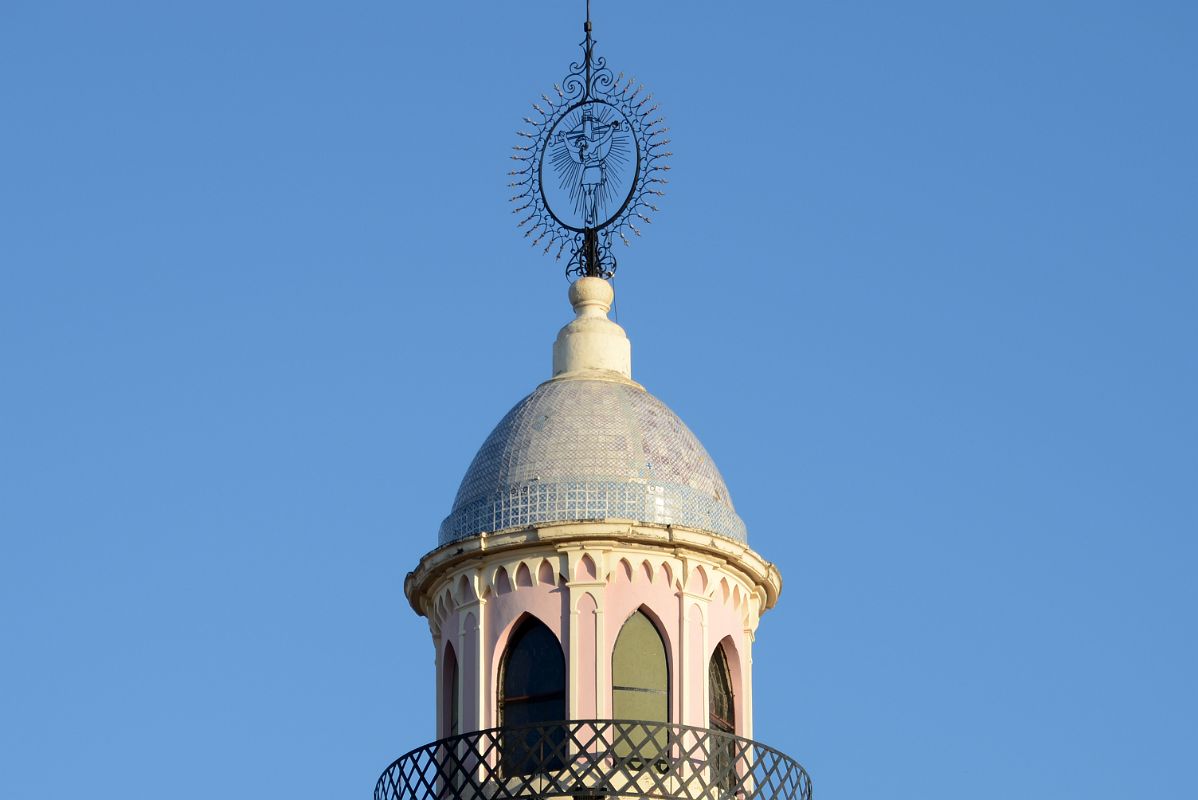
[{"xmin": 404, "ymin": 521, "xmax": 783, "ymax": 618}]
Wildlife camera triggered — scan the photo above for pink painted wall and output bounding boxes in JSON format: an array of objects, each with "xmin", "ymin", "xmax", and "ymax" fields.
[{"xmin": 431, "ymin": 552, "xmax": 756, "ymax": 738}]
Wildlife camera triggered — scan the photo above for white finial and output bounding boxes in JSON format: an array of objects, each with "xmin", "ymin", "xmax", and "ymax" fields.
[
  {"xmin": 568, "ymin": 276, "xmax": 614, "ymax": 317},
  {"xmin": 552, "ymin": 277, "xmax": 633, "ymax": 381}
]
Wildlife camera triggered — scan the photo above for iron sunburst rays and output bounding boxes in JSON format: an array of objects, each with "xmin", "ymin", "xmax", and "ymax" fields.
[{"xmin": 508, "ymin": 31, "xmax": 672, "ymax": 280}]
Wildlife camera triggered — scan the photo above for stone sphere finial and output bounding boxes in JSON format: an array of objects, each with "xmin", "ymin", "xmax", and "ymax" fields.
[{"xmin": 568, "ymin": 276, "xmax": 614, "ymax": 318}]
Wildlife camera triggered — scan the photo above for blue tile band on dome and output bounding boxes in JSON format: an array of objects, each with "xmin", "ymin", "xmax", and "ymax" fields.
[{"xmin": 439, "ymin": 379, "xmax": 747, "ymax": 545}]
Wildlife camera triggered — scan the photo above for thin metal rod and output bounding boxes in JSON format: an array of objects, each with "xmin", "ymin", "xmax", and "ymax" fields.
[
  {"xmin": 582, "ymin": 0, "xmax": 595, "ymax": 278},
  {"xmin": 583, "ymin": 0, "xmax": 593, "ymax": 100}
]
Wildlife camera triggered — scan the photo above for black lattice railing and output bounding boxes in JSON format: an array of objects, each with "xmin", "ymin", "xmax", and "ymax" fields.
[{"xmin": 374, "ymin": 720, "xmax": 812, "ymax": 800}]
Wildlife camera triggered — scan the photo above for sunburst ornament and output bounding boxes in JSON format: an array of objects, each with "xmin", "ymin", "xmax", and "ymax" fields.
[{"xmin": 509, "ymin": 6, "xmax": 672, "ymax": 279}]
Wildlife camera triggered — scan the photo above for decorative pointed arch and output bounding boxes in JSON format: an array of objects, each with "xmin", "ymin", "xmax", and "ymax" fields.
[
  {"xmin": 576, "ymin": 553, "xmax": 598, "ymax": 581},
  {"xmin": 456, "ymin": 574, "xmax": 473, "ymax": 604},
  {"xmin": 575, "ymin": 592, "xmax": 599, "ymax": 717},
  {"xmin": 494, "ymin": 565, "xmax": 512, "ymax": 595},
  {"xmin": 617, "ymin": 558, "xmax": 634, "ymax": 583}
]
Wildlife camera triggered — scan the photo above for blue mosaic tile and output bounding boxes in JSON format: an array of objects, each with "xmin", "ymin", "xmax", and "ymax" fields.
[{"xmin": 438, "ymin": 379, "xmax": 748, "ymax": 545}]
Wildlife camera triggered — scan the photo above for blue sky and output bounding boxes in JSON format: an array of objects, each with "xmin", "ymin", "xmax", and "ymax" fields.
[{"xmin": 1, "ymin": 1, "xmax": 1195, "ymax": 798}]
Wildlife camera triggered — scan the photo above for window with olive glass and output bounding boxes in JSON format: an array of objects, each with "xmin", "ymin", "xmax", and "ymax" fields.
[{"xmin": 612, "ymin": 610, "xmax": 669, "ymax": 758}]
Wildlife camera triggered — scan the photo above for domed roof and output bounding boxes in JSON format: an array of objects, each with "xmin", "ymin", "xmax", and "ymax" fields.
[{"xmin": 438, "ymin": 378, "xmax": 747, "ymax": 545}]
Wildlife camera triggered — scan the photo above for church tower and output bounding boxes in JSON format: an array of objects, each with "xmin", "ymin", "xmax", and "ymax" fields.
[
  {"xmin": 374, "ymin": 9, "xmax": 811, "ymax": 800},
  {"xmin": 373, "ymin": 277, "xmax": 811, "ymax": 800}
]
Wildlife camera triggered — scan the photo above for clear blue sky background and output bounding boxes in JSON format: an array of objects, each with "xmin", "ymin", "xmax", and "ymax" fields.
[{"xmin": 2, "ymin": 1, "xmax": 1195, "ymax": 798}]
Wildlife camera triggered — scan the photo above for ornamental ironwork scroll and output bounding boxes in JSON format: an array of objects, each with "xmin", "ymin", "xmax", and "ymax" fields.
[{"xmin": 509, "ymin": 14, "xmax": 672, "ymax": 279}]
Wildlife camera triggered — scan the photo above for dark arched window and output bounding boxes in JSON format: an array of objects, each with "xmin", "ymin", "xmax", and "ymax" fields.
[
  {"xmin": 443, "ymin": 643, "xmax": 459, "ymax": 738},
  {"xmin": 499, "ymin": 617, "xmax": 565, "ymax": 773},
  {"xmin": 709, "ymin": 644, "xmax": 737, "ymax": 790},
  {"xmin": 708, "ymin": 644, "xmax": 735, "ymax": 733},
  {"xmin": 613, "ymin": 610, "xmax": 669, "ymax": 758}
]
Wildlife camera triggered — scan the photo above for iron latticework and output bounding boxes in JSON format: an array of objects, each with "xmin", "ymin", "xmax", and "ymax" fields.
[
  {"xmin": 509, "ymin": 8, "xmax": 672, "ymax": 279},
  {"xmin": 374, "ymin": 720, "xmax": 813, "ymax": 800}
]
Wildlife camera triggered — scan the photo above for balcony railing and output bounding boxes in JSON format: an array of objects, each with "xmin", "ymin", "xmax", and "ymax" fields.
[{"xmin": 374, "ymin": 720, "xmax": 812, "ymax": 800}]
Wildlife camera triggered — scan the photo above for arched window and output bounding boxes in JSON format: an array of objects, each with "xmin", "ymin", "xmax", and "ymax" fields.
[
  {"xmin": 499, "ymin": 617, "xmax": 565, "ymax": 773},
  {"xmin": 709, "ymin": 643, "xmax": 737, "ymax": 791},
  {"xmin": 708, "ymin": 644, "xmax": 735, "ymax": 733},
  {"xmin": 613, "ymin": 610, "xmax": 669, "ymax": 758},
  {"xmin": 443, "ymin": 643, "xmax": 459, "ymax": 738},
  {"xmin": 612, "ymin": 610, "xmax": 669, "ymax": 722}
]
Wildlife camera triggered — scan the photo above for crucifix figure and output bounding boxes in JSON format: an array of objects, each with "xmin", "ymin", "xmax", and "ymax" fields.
[{"xmin": 556, "ymin": 106, "xmax": 622, "ymax": 227}]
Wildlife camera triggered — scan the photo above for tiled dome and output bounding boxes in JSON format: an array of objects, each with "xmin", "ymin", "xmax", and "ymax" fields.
[{"xmin": 438, "ymin": 378, "xmax": 746, "ymax": 545}]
